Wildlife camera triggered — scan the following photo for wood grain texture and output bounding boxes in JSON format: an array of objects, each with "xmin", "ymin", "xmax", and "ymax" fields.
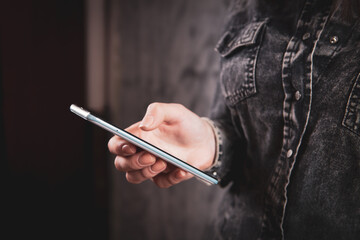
[{"xmin": 107, "ymin": 1, "xmax": 227, "ymax": 239}]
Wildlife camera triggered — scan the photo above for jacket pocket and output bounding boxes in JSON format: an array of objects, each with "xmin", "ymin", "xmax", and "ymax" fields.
[
  {"xmin": 342, "ymin": 73, "xmax": 360, "ymax": 136},
  {"xmin": 215, "ymin": 19, "xmax": 268, "ymax": 106}
]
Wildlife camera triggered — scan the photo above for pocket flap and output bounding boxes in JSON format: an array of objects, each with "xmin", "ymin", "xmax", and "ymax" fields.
[{"xmin": 215, "ymin": 20, "xmax": 267, "ymax": 57}]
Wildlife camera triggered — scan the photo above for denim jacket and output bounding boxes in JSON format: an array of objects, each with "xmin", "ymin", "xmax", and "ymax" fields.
[{"xmin": 209, "ymin": 0, "xmax": 360, "ymax": 239}]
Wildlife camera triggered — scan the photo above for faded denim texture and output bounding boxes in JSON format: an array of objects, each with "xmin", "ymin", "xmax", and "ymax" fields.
[{"xmin": 209, "ymin": 0, "xmax": 360, "ymax": 239}]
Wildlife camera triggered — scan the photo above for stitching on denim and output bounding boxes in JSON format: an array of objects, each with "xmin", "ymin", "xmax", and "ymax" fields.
[
  {"xmin": 313, "ymin": 16, "xmax": 360, "ymax": 87},
  {"xmin": 280, "ymin": 7, "xmax": 331, "ymax": 239},
  {"xmin": 342, "ymin": 73, "xmax": 360, "ymax": 136},
  {"xmin": 226, "ymin": 46, "xmax": 258, "ymax": 105},
  {"xmin": 225, "ymin": 22, "xmax": 267, "ymax": 106},
  {"xmin": 216, "ymin": 21, "xmax": 267, "ymax": 57},
  {"xmin": 258, "ymin": 0, "xmax": 331, "ymax": 237}
]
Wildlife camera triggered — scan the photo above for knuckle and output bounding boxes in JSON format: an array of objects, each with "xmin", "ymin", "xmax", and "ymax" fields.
[
  {"xmin": 147, "ymin": 102, "xmax": 167, "ymax": 114},
  {"xmin": 172, "ymin": 103, "xmax": 185, "ymax": 111},
  {"xmin": 147, "ymin": 102, "xmax": 158, "ymax": 113},
  {"xmin": 148, "ymin": 102, "xmax": 161, "ymax": 109}
]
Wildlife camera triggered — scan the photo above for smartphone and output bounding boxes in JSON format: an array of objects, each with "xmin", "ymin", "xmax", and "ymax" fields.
[{"xmin": 70, "ymin": 104, "xmax": 218, "ymax": 185}]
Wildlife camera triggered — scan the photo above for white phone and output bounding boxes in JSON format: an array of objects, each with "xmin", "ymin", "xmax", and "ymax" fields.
[{"xmin": 70, "ymin": 104, "xmax": 218, "ymax": 185}]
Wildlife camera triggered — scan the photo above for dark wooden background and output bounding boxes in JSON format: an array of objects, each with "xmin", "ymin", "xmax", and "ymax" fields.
[
  {"xmin": 1, "ymin": 1, "xmax": 108, "ymax": 239},
  {"xmin": 1, "ymin": 0, "xmax": 228, "ymax": 239},
  {"xmin": 107, "ymin": 0, "xmax": 227, "ymax": 239}
]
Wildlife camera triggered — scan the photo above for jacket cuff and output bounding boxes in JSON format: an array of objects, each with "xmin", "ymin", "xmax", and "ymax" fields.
[{"xmin": 201, "ymin": 117, "xmax": 223, "ymax": 179}]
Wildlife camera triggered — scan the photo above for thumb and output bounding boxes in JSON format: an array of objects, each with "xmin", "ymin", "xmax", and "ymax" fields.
[{"xmin": 139, "ymin": 103, "xmax": 184, "ymax": 131}]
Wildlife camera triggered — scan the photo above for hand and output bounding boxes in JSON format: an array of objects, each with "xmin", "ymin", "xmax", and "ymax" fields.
[{"xmin": 108, "ymin": 102, "xmax": 216, "ymax": 188}]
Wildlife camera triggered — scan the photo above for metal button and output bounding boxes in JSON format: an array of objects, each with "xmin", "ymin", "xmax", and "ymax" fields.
[
  {"xmin": 287, "ymin": 149, "xmax": 293, "ymax": 158},
  {"xmin": 330, "ymin": 36, "xmax": 339, "ymax": 44},
  {"xmin": 295, "ymin": 91, "xmax": 302, "ymax": 101},
  {"xmin": 302, "ymin": 32, "xmax": 311, "ymax": 40}
]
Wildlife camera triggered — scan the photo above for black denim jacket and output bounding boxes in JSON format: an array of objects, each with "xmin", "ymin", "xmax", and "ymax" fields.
[{"xmin": 209, "ymin": 0, "xmax": 360, "ymax": 239}]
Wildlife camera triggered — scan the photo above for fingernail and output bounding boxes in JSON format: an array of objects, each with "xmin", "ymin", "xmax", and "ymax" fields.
[
  {"xmin": 139, "ymin": 116, "xmax": 154, "ymax": 129},
  {"xmin": 138, "ymin": 153, "xmax": 155, "ymax": 166},
  {"xmin": 150, "ymin": 161, "xmax": 166, "ymax": 173},
  {"xmin": 121, "ymin": 144, "xmax": 135, "ymax": 155}
]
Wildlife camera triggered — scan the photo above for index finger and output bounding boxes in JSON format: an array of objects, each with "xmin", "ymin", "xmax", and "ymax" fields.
[
  {"xmin": 107, "ymin": 122, "xmax": 140, "ymax": 156},
  {"xmin": 108, "ymin": 135, "xmax": 137, "ymax": 156}
]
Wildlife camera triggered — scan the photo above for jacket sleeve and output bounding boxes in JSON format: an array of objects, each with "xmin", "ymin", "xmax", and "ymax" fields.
[{"xmin": 204, "ymin": 83, "xmax": 244, "ymax": 187}]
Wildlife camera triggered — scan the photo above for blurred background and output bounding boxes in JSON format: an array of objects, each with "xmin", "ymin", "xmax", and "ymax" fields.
[{"xmin": 1, "ymin": 0, "xmax": 227, "ymax": 239}]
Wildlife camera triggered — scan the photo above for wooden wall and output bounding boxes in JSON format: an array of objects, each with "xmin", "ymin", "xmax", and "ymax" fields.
[
  {"xmin": 1, "ymin": 1, "xmax": 108, "ymax": 239},
  {"xmin": 106, "ymin": 0, "xmax": 228, "ymax": 239}
]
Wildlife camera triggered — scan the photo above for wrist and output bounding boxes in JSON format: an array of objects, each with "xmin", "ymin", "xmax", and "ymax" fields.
[{"xmin": 201, "ymin": 117, "xmax": 221, "ymax": 170}]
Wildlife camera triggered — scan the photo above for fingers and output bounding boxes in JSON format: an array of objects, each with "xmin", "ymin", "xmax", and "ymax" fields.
[
  {"xmin": 108, "ymin": 135, "xmax": 137, "ymax": 156},
  {"xmin": 113, "ymin": 150, "xmax": 192, "ymax": 187},
  {"xmin": 114, "ymin": 152, "xmax": 156, "ymax": 172},
  {"xmin": 152, "ymin": 169, "xmax": 193, "ymax": 188},
  {"xmin": 114, "ymin": 150, "xmax": 169, "ymax": 184},
  {"xmin": 108, "ymin": 122, "xmax": 140, "ymax": 156},
  {"xmin": 139, "ymin": 102, "xmax": 187, "ymax": 131},
  {"xmin": 126, "ymin": 159, "xmax": 167, "ymax": 184}
]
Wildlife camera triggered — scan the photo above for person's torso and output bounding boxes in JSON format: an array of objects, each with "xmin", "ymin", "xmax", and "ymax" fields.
[{"xmin": 214, "ymin": 0, "xmax": 360, "ymax": 239}]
